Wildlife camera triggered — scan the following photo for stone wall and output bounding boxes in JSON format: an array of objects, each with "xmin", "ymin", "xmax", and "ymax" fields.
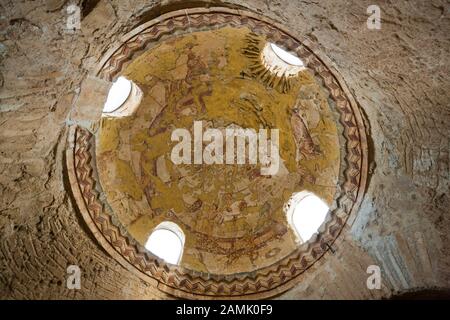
[{"xmin": 0, "ymin": 0, "xmax": 448, "ymax": 299}]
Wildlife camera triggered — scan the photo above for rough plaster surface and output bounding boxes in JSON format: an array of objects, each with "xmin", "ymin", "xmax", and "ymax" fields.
[{"xmin": 0, "ymin": 0, "xmax": 448, "ymax": 299}]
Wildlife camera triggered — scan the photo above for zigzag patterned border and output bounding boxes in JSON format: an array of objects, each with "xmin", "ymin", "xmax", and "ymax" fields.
[{"xmin": 67, "ymin": 8, "xmax": 368, "ymax": 299}]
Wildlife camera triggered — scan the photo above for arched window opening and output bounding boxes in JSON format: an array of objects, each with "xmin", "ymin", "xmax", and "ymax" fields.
[
  {"xmin": 102, "ymin": 76, "xmax": 142, "ymax": 117},
  {"xmin": 270, "ymin": 43, "xmax": 304, "ymax": 66},
  {"xmin": 261, "ymin": 42, "xmax": 305, "ymax": 78},
  {"xmin": 284, "ymin": 192, "xmax": 330, "ymax": 244},
  {"xmin": 144, "ymin": 221, "xmax": 185, "ymax": 265}
]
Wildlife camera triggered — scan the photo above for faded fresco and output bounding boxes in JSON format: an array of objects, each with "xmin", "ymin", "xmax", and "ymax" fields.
[{"xmin": 96, "ymin": 27, "xmax": 340, "ymax": 274}]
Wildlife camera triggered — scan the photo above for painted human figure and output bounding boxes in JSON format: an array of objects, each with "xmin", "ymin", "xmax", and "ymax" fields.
[{"xmin": 290, "ymin": 106, "xmax": 320, "ymax": 160}]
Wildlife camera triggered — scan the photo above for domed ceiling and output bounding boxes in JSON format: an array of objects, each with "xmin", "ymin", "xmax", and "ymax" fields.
[
  {"xmin": 66, "ymin": 8, "xmax": 367, "ymax": 299},
  {"xmin": 97, "ymin": 26, "xmax": 340, "ymax": 274}
]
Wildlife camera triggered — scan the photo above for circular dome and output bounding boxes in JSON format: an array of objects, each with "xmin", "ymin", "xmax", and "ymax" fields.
[
  {"xmin": 97, "ymin": 26, "xmax": 341, "ymax": 275},
  {"xmin": 67, "ymin": 7, "xmax": 368, "ymax": 299}
]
